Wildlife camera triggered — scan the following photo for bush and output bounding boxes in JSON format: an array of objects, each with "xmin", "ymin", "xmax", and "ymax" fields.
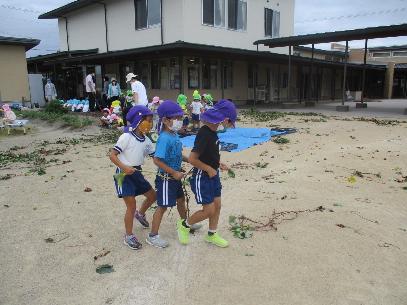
[{"xmin": 44, "ymin": 100, "xmax": 68, "ymax": 114}]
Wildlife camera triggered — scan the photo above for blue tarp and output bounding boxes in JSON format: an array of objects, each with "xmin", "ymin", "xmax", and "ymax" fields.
[{"xmin": 180, "ymin": 127, "xmax": 290, "ymax": 152}]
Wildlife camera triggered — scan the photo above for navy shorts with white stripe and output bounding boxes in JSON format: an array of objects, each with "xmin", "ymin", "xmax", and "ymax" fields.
[
  {"xmin": 155, "ymin": 174, "xmax": 184, "ymax": 207},
  {"xmin": 190, "ymin": 169, "xmax": 222, "ymax": 205},
  {"xmin": 114, "ymin": 167, "xmax": 152, "ymax": 198}
]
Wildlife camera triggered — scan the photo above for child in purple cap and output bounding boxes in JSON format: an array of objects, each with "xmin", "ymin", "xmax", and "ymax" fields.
[
  {"xmin": 177, "ymin": 99, "xmax": 237, "ymax": 247},
  {"xmin": 146, "ymin": 100, "xmax": 201, "ymax": 248},
  {"xmin": 109, "ymin": 105, "xmax": 157, "ymax": 250}
]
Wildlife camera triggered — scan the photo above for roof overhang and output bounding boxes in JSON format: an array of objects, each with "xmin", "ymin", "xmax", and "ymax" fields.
[
  {"xmin": 39, "ymin": 0, "xmax": 101, "ymax": 19},
  {"xmin": 27, "ymin": 48, "xmax": 99, "ymax": 61},
  {"xmin": 0, "ymin": 36, "xmax": 40, "ymax": 51},
  {"xmin": 27, "ymin": 42, "xmax": 386, "ymax": 71},
  {"xmin": 254, "ymin": 24, "xmax": 407, "ymax": 48}
]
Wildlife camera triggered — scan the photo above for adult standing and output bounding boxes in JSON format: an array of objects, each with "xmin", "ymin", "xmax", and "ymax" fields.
[
  {"xmin": 85, "ymin": 72, "xmax": 96, "ymax": 111},
  {"xmin": 126, "ymin": 73, "xmax": 148, "ymax": 106},
  {"xmin": 107, "ymin": 78, "xmax": 121, "ymax": 108},
  {"xmin": 102, "ymin": 76, "xmax": 109, "ymax": 108},
  {"xmin": 44, "ymin": 79, "xmax": 57, "ymax": 103}
]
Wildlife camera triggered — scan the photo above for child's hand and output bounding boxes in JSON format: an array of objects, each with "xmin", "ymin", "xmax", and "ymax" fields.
[
  {"xmin": 206, "ymin": 167, "xmax": 217, "ymax": 178},
  {"xmin": 219, "ymin": 163, "xmax": 229, "ymax": 171},
  {"xmin": 173, "ymin": 171, "xmax": 185, "ymax": 180},
  {"xmin": 123, "ymin": 166, "xmax": 136, "ymax": 175}
]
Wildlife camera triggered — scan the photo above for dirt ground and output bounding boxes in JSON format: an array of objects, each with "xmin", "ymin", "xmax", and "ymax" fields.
[{"xmin": 1, "ymin": 112, "xmax": 407, "ymax": 305}]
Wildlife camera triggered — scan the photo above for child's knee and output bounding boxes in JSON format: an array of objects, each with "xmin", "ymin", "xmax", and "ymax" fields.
[{"xmin": 203, "ymin": 204, "xmax": 216, "ymax": 217}]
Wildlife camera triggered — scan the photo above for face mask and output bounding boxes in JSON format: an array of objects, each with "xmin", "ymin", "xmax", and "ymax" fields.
[
  {"xmin": 169, "ymin": 119, "xmax": 183, "ymax": 132},
  {"xmin": 138, "ymin": 120, "xmax": 152, "ymax": 134}
]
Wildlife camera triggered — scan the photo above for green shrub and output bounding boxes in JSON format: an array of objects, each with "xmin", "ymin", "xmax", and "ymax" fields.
[{"xmin": 44, "ymin": 100, "xmax": 68, "ymax": 114}]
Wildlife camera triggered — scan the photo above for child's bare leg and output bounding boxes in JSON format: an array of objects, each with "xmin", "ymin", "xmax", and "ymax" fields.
[
  {"xmin": 123, "ymin": 196, "xmax": 137, "ymax": 235},
  {"xmin": 176, "ymin": 196, "xmax": 187, "ymax": 219},
  {"xmin": 188, "ymin": 203, "xmax": 215, "ymax": 225},
  {"xmin": 208, "ymin": 197, "xmax": 221, "ymax": 231},
  {"xmin": 139, "ymin": 188, "xmax": 156, "ymax": 215},
  {"xmin": 150, "ymin": 207, "xmax": 167, "ymax": 235}
]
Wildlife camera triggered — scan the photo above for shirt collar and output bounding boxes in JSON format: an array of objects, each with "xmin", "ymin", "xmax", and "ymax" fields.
[{"xmin": 131, "ymin": 131, "xmax": 145, "ymax": 142}]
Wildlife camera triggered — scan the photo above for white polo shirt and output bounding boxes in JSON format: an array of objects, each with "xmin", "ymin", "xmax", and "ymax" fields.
[
  {"xmin": 131, "ymin": 81, "xmax": 148, "ymax": 106},
  {"xmin": 113, "ymin": 132, "xmax": 155, "ymax": 166}
]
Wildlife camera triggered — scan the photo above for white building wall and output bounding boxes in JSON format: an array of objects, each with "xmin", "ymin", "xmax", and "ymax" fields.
[
  {"xmin": 182, "ymin": 0, "xmax": 294, "ymax": 54},
  {"xmin": 62, "ymin": 4, "xmax": 107, "ymax": 52},
  {"xmin": 56, "ymin": 0, "xmax": 294, "ymax": 54},
  {"xmin": 58, "ymin": 19, "xmax": 68, "ymax": 51},
  {"xmin": 106, "ymin": 0, "xmax": 162, "ymax": 50}
]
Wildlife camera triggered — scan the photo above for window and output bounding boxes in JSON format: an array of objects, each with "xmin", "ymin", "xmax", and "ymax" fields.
[
  {"xmin": 134, "ymin": 0, "xmax": 161, "ymax": 30},
  {"xmin": 202, "ymin": 0, "xmax": 225, "ymax": 27},
  {"xmin": 151, "ymin": 61, "xmax": 168, "ymax": 89},
  {"xmin": 371, "ymin": 52, "xmax": 390, "ymax": 58},
  {"xmin": 393, "ymin": 51, "xmax": 407, "ymax": 57},
  {"xmin": 188, "ymin": 58, "xmax": 200, "ymax": 89},
  {"xmin": 169, "ymin": 58, "xmax": 180, "ymax": 89},
  {"xmin": 223, "ymin": 61, "xmax": 233, "ymax": 89},
  {"xmin": 202, "ymin": 60, "xmax": 218, "ymax": 89},
  {"xmin": 228, "ymin": 0, "xmax": 247, "ymax": 31},
  {"xmin": 135, "ymin": 62, "xmax": 150, "ymax": 88},
  {"xmin": 265, "ymin": 8, "xmax": 280, "ymax": 37}
]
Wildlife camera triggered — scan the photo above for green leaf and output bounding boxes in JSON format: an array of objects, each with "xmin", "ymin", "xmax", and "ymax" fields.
[
  {"xmin": 229, "ymin": 215, "xmax": 237, "ymax": 224},
  {"xmin": 113, "ymin": 172, "xmax": 126, "ymax": 188},
  {"xmin": 227, "ymin": 169, "xmax": 236, "ymax": 178}
]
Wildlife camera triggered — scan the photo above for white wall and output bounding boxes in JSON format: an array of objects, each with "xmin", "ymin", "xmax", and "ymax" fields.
[
  {"xmin": 62, "ymin": 4, "xmax": 107, "ymax": 52},
  {"xmin": 106, "ymin": 0, "xmax": 162, "ymax": 51},
  {"xmin": 58, "ymin": 18, "xmax": 68, "ymax": 51},
  {"xmin": 182, "ymin": 0, "xmax": 294, "ymax": 54},
  {"xmin": 56, "ymin": 0, "xmax": 295, "ymax": 54}
]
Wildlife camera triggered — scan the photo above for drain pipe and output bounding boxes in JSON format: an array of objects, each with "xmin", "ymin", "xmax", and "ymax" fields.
[
  {"xmin": 64, "ymin": 17, "xmax": 70, "ymax": 52},
  {"xmin": 160, "ymin": 0, "xmax": 163, "ymax": 45},
  {"xmin": 98, "ymin": 2, "xmax": 109, "ymax": 52}
]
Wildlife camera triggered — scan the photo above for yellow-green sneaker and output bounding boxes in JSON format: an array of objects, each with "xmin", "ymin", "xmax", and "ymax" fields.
[
  {"xmin": 205, "ymin": 233, "xmax": 229, "ymax": 248},
  {"xmin": 177, "ymin": 219, "xmax": 190, "ymax": 245}
]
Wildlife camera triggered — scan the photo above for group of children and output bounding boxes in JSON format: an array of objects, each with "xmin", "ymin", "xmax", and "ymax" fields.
[{"xmin": 109, "ymin": 98, "xmax": 237, "ymax": 250}]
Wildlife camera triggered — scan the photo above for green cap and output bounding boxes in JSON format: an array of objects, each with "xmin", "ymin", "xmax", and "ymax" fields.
[
  {"xmin": 177, "ymin": 94, "xmax": 188, "ymax": 106},
  {"xmin": 193, "ymin": 90, "xmax": 201, "ymax": 100}
]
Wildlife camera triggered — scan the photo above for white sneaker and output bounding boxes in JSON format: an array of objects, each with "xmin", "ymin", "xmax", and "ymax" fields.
[{"xmin": 146, "ymin": 235, "xmax": 169, "ymax": 248}]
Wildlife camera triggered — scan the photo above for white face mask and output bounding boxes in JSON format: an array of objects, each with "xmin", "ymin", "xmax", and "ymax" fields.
[{"xmin": 170, "ymin": 119, "xmax": 183, "ymax": 132}]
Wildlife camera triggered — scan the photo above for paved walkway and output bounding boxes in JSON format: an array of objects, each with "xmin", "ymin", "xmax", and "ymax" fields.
[{"xmin": 239, "ymin": 99, "xmax": 407, "ymax": 119}]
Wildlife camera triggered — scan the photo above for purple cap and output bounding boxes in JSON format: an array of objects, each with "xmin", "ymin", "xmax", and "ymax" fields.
[
  {"xmin": 157, "ymin": 100, "xmax": 184, "ymax": 118},
  {"xmin": 125, "ymin": 105, "xmax": 153, "ymax": 132},
  {"xmin": 200, "ymin": 99, "xmax": 237, "ymax": 126}
]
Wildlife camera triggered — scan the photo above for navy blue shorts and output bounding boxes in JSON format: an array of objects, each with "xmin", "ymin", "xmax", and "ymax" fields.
[
  {"xmin": 192, "ymin": 113, "xmax": 200, "ymax": 121},
  {"xmin": 155, "ymin": 174, "xmax": 184, "ymax": 207},
  {"xmin": 190, "ymin": 169, "xmax": 221, "ymax": 205},
  {"xmin": 114, "ymin": 167, "xmax": 152, "ymax": 198},
  {"xmin": 183, "ymin": 116, "xmax": 190, "ymax": 127}
]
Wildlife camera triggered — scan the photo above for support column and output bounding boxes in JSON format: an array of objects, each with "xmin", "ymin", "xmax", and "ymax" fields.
[
  {"xmin": 179, "ymin": 55, "xmax": 183, "ymax": 94},
  {"xmin": 306, "ymin": 44, "xmax": 316, "ymax": 107},
  {"xmin": 357, "ymin": 38, "xmax": 368, "ymax": 108},
  {"xmin": 384, "ymin": 62, "xmax": 395, "ymax": 99},
  {"xmin": 288, "ymin": 45, "xmax": 292, "ymax": 102},
  {"xmin": 337, "ymin": 40, "xmax": 349, "ymax": 112}
]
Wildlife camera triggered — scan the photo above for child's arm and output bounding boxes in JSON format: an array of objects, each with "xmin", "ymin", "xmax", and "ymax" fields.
[
  {"xmin": 109, "ymin": 150, "xmax": 135, "ymax": 175},
  {"xmin": 188, "ymin": 152, "xmax": 217, "ymax": 178},
  {"xmin": 153, "ymin": 157, "xmax": 184, "ymax": 180}
]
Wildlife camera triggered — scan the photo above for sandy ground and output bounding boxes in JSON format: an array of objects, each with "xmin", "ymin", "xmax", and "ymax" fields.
[{"xmin": 0, "ymin": 112, "xmax": 407, "ymax": 305}]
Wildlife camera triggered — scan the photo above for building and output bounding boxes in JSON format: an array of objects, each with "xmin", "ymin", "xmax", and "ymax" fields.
[
  {"xmin": 0, "ymin": 36, "xmax": 40, "ymax": 103},
  {"xmin": 349, "ymin": 45, "xmax": 407, "ymax": 98},
  {"xmin": 28, "ymin": 0, "xmax": 385, "ymax": 105}
]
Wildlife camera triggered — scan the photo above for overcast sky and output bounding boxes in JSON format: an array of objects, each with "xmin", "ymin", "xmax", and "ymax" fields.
[{"xmin": 0, "ymin": 0, "xmax": 406, "ymax": 57}]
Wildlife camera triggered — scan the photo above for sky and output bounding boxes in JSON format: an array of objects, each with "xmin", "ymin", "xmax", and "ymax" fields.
[{"xmin": 0, "ymin": 0, "xmax": 406, "ymax": 57}]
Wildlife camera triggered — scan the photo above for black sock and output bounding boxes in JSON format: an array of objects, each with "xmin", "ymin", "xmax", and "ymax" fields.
[
  {"xmin": 182, "ymin": 220, "xmax": 190, "ymax": 228},
  {"xmin": 208, "ymin": 231, "xmax": 215, "ymax": 236}
]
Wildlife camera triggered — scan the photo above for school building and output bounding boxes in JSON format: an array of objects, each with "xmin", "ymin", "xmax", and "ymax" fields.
[
  {"xmin": 28, "ymin": 0, "xmax": 388, "ymax": 105},
  {"xmin": 0, "ymin": 36, "xmax": 40, "ymax": 103}
]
